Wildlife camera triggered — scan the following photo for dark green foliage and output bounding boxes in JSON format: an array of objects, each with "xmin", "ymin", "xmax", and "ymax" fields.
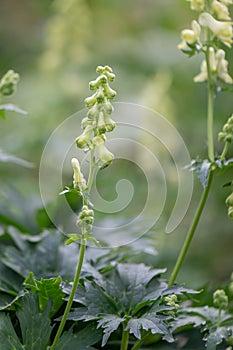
[{"xmin": 63, "ymin": 263, "xmax": 197, "ymax": 346}]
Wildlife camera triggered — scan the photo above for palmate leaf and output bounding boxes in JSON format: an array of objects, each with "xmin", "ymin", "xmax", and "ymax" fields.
[
  {"xmin": 0, "ymin": 313, "xmax": 24, "ymax": 350},
  {"xmin": 2, "ymin": 228, "xmax": 79, "ymax": 280},
  {"xmin": 64, "ymin": 263, "xmax": 197, "ymax": 346},
  {"xmin": 17, "ymin": 293, "xmax": 53, "ymax": 350},
  {"xmin": 97, "ymin": 315, "xmax": 124, "ymax": 346},
  {"xmin": 205, "ymin": 327, "xmax": 232, "ymax": 350},
  {"xmin": 23, "ymin": 272, "xmax": 65, "ymax": 317},
  {"xmin": 56, "ymin": 323, "xmax": 101, "ymax": 350},
  {"xmin": 126, "ymin": 313, "xmax": 173, "ymax": 343}
]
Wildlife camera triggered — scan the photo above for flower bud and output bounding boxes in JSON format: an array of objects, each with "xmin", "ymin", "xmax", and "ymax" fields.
[
  {"xmin": 103, "ymin": 112, "xmax": 116, "ymax": 132},
  {"xmin": 216, "ymin": 49, "xmax": 233, "ymax": 84},
  {"xmin": 194, "ymin": 60, "xmax": 208, "ymax": 82},
  {"xmin": 75, "ymin": 125, "xmax": 93, "ymax": 148},
  {"xmin": 228, "ymin": 206, "xmax": 233, "ymax": 219},
  {"xmin": 104, "ymin": 101, "xmax": 114, "ymax": 114},
  {"xmin": 213, "ymin": 289, "xmax": 228, "ymax": 309},
  {"xmin": 212, "ymin": 0, "xmax": 231, "ymax": 20},
  {"xmin": 85, "ymin": 94, "xmax": 97, "ymax": 108},
  {"xmin": 93, "ymin": 134, "xmax": 106, "ymax": 146},
  {"xmin": 190, "ymin": 0, "xmax": 205, "ymax": 11},
  {"xmin": 71, "ymin": 158, "xmax": 87, "ymax": 191},
  {"xmin": 226, "ymin": 192, "xmax": 233, "ymax": 206},
  {"xmin": 97, "ymin": 112, "xmax": 107, "ymax": 134},
  {"xmin": 0, "ymin": 70, "xmax": 20, "ymax": 96},
  {"xmin": 81, "ymin": 117, "xmax": 93, "ymax": 129},
  {"xmin": 96, "ymin": 87, "xmax": 105, "ymax": 103},
  {"xmin": 96, "ymin": 142, "xmax": 114, "ymax": 165},
  {"xmin": 103, "ymin": 84, "xmax": 116, "ymax": 100}
]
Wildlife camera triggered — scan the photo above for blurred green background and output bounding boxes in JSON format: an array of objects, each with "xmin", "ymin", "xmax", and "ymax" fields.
[{"xmin": 0, "ymin": 0, "xmax": 232, "ymax": 288}]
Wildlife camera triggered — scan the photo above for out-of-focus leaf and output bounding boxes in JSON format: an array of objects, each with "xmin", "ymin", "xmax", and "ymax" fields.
[
  {"xmin": 0, "ymin": 148, "xmax": 33, "ymax": 167},
  {"xmin": 0, "ymin": 103, "xmax": 27, "ymax": 115}
]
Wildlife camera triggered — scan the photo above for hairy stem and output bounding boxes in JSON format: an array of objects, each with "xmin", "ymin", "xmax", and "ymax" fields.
[
  {"xmin": 50, "ymin": 237, "xmax": 86, "ymax": 349},
  {"xmin": 120, "ymin": 326, "xmax": 130, "ymax": 350},
  {"xmin": 205, "ymin": 40, "xmax": 215, "ymax": 162},
  {"xmin": 168, "ymin": 170, "xmax": 214, "ymax": 286}
]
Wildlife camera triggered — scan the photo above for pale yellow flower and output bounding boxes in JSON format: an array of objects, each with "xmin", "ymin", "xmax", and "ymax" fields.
[
  {"xmin": 212, "ymin": 0, "xmax": 231, "ymax": 20},
  {"xmin": 194, "ymin": 60, "xmax": 208, "ymax": 82},
  {"xmin": 199, "ymin": 12, "xmax": 233, "ymax": 47},
  {"xmin": 189, "ymin": 0, "xmax": 205, "ymax": 11},
  {"xmin": 216, "ymin": 49, "xmax": 233, "ymax": 83},
  {"xmin": 178, "ymin": 20, "xmax": 201, "ymax": 50},
  {"xmin": 71, "ymin": 158, "xmax": 87, "ymax": 190}
]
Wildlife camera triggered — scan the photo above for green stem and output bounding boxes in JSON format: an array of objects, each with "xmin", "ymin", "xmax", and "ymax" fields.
[
  {"xmin": 131, "ymin": 334, "xmax": 151, "ymax": 350},
  {"xmin": 87, "ymin": 147, "xmax": 95, "ymax": 194},
  {"xmin": 220, "ymin": 142, "xmax": 229, "ymax": 161},
  {"xmin": 120, "ymin": 326, "xmax": 130, "ymax": 350},
  {"xmin": 217, "ymin": 308, "xmax": 222, "ymax": 327},
  {"xmin": 205, "ymin": 42, "xmax": 215, "ymax": 162},
  {"xmin": 168, "ymin": 170, "xmax": 214, "ymax": 286},
  {"xmin": 50, "ymin": 237, "xmax": 86, "ymax": 350}
]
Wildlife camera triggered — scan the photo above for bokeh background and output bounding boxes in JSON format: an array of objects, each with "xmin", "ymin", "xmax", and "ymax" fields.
[{"xmin": 0, "ymin": 0, "xmax": 232, "ymax": 288}]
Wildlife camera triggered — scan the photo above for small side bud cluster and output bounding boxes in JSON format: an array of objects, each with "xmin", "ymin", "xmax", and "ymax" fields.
[
  {"xmin": 225, "ymin": 189, "xmax": 233, "ymax": 220},
  {"xmin": 76, "ymin": 65, "xmax": 116, "ymax": 167},
  {"xmin": 218, "ymin": 115, "xmax": 233, "ymax": 143},
  {"xmin": 0, "ymin": 70, "xmax": 20, "ymax": 96},
  {"xmin": 77, "ymin": 205, "xmax": 94, "ymax": 231},
  {"xmin": 164, "ymin": 294, "xmax": 179, "ymax": 316},
  {"xmin": 213, "ymin": 289, "xmax": 228, "ymax": 309}
]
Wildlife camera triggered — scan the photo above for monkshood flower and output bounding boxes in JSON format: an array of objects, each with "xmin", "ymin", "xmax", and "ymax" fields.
[
  {"xmin": 194, "ymin": 47, "xmax": 233, "ymax": 83},
  {"xmin": 212, "ymin": 0, "xmax": 231, "ymax": 20},
  {"xmin": 199, "ymin": 12, "xmax": 233, "ymax": 47},
  {"xmin": 188, "ymin": 0, "xmax": 205, "ymax": 12},
  {"xmin": 178, "ymin": 20, "xmax": 201, "ymax": 50},
  {"xmin": 71, "ymin": 157, "xmax": 87, "ymax": 192}
]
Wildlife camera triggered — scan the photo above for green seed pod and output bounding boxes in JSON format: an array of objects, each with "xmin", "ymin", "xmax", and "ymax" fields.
[
  {"xmin": 226, "ymin": 192, "xmax": 233, "ymax": 207},
  {"xmin": 228, "ymin": 206, "xmax": 233, "ymax": 219},
  {"xmin": 213, "ymin": 289, "xmax": 228, "ymax": 309}
]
